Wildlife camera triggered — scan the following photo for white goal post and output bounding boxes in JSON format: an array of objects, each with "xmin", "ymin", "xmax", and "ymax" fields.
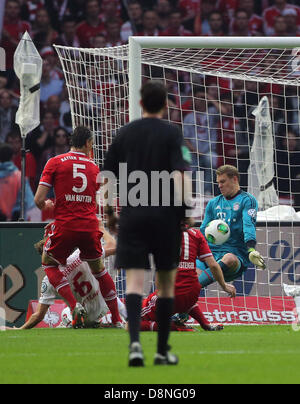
[
  {"xmin": 128, "ymin": 36, "xmax": 300, "ymax": 121},
  {"xmin": 55, "ymin": 37, "xmax": 300, "ymax": 325}
]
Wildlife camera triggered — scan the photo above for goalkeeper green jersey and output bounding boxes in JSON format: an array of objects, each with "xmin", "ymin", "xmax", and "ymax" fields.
[{"xmin": 200, "ymin": 190, "xmax": 258, "ymax": 268}]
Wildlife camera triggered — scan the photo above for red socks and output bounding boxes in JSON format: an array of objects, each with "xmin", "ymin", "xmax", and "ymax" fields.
[
  {"xmin": 188, "ymin": 304, "xmax": 210, "ymax": 330},
  {"xmin": 43, "ymin": 265, "xmax": 77, "ymax": 311},
  {"xmin": 93, "ymin": 269, "xmax": 122, "ymax": 324}
]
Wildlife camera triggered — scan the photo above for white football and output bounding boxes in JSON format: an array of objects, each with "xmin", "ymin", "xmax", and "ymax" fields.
[{"xmin": 205, "ymin": 219, "xmax": 230, "ymax": 245}]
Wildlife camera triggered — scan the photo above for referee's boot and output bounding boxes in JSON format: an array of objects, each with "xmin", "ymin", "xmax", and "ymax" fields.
[
  {"xmin": 128, "ymin": 342, "xmax": 144, "ymax": 367},
  {"xmin": 154, "ymin": 346, "xmax": 179, "ymax": 365}
]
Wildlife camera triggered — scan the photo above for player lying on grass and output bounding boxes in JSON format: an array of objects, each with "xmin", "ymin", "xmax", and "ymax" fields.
[
  {"xmin": 136, "ymin": 227, "xmax": 236, "ymax": 332},
  {"xmin": 7, "ymin": 226, "xmax": 126, "ymax": 330},
  {"xmin": 197, "ymin": 165, "xmax": 265, "ymax": 288}
]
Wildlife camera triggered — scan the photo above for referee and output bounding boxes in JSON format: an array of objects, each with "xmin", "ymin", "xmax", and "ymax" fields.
[{"xmin": 102, "ymin": 81, "xmax": 193, "ymax": 367}]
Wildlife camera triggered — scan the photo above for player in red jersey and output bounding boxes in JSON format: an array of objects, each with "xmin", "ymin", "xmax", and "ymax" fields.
[
  {"xmin": 34, "ymin": 126, "xmax": 123, "ymax": 328},
  {"xmin": 139, "ymin": 228, "xmax": 236, "ymax": 332}
]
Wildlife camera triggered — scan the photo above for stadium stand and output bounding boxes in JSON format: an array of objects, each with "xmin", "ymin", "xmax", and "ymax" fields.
[{"xmin": 1, "ymin": 0, "xmax": 300, "ymax": 220}]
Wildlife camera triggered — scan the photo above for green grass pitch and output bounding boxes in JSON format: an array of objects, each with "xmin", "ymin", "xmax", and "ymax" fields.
[{"xmin": 1, "ymin": 326, "xmax": 300, "ymax": 384}]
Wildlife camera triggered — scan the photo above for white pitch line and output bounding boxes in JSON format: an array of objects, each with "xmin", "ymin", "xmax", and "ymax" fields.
[
  {"xmin": 1, "ymin": 350, "xmax": 300, "ymax": 359},
  {"xmin": 192, "ymin": 350, "xmax": 300, "ymax": 355}
]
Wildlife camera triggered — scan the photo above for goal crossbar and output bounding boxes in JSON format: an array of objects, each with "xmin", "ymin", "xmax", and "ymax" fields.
[
  {"xmin": 128, "ymin": 36, "xmax": 300, "ymax": 120},
  {"xmin": 55, "ymin": 36, "xmax": 300, "ymax": 121},
  {"xmin": 130, "ymin": 36, "xmax": 300, "ymax": 49}
]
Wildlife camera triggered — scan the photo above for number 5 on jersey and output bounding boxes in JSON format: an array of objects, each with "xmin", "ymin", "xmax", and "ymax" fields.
[{"xmin": 73, "ymin": 164, "xmax": 87, "ymax": 193}]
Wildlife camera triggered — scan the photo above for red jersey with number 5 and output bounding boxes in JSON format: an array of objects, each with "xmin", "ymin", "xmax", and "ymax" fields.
[
  {"xmin": 39, "ymin": 151, "xmax": 100, "ymax": 231},
  {"xmin": 175, "ymin": 228, "xmax": 212, "ymax": 294}
]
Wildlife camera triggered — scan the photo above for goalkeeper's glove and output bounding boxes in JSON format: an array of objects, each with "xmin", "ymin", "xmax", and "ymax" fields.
[{"xmin": 248, "ymin": 248, "xmax": 266, "ymax": 270}]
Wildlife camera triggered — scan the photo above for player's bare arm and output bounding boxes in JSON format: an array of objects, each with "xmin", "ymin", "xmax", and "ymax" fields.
[
  {"xmin": 204, "ymin": 255, "xmax": 236, "ymax": 298},
  {"xmin": 20, "ymin": 303, "xmax": 50, "ymax": 330},
  {"xmin": 101, "ymin": 226, "xmax": 116, "ymax": 257},
  {"xmin": 34, "ymin": 185, "xmax": 54, "ymax": 210}
]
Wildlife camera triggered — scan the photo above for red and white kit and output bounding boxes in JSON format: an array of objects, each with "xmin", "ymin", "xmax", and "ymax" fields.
[
  {"xmin": 141, "ymin": 228, "xmax": 213, "ymax": 329},
  {"xmin": 40, "ymin": 249, "xmax": 108, "ymax": 325},
  {"xmin": 39, "ymin": 151, "xmax": 123, "ymax": 325},
  {"xmin": 40, "ymin": 151, "xmax": 101, "ymax": 265},
  {"xmin": 40, "ymin": 249, "xmax": 127, "ymax": 325}
]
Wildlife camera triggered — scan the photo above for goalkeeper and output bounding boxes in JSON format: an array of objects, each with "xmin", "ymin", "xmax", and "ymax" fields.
[{"xmin": 197, "ymin": 165, "xmax": 265, "ymax": 287}]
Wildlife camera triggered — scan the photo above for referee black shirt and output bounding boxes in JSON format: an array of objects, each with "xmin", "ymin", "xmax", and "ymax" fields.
[{"xmin": 102, "ymin": 117, "xmax": 189, "ymax": 209}]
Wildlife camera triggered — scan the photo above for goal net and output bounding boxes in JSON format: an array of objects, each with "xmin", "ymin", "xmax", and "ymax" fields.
[{"xmin": 55, "ymin": 37, "xmax": 300, "ymax": 325}]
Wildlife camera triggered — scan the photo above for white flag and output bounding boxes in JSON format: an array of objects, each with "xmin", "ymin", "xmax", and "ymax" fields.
[
  {"xmin": 247, "ymin": 96, "xmax": 279, "ymax": 210},
  {"xmin": 14, "ymin": 31, "xmax": 43, "ymax": 137}
]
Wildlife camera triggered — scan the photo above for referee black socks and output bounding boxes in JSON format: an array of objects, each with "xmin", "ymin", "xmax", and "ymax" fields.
[
  {"xmin": 125, "ymin": 293, "xmax": 143, "ymax": 344},
  {"xmin": 156, "ymin": 297, "xmax": 175, "ymax": 357},
  {"xmin": 126, "ymin": 294, "xmax": 175, "ymax": 358}
]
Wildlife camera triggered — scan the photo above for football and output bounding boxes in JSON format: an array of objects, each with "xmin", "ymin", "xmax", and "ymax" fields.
[{"xmin": 205, "ymin": 219, "xmax": 230, "ymax": 245}]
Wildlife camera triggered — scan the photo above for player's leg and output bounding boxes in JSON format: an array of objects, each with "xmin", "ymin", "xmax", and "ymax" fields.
[
  {"xmin": 115, "ymin": 210, "xmax": 154, "ymax": 366},
  {"xmin": 80, "ymin": 230, "xmax": 123, "ymax": 326},
  {"xmin": 197, "ymin": 253, "xmax": 242, "ymax": 286},
  {"xmin": 88, "ymin": 258, "xmax": 123, "ymax": 326},
  {"xmin": 126, "ymin": 268, "xmax": 146, "ymax": 366},
  {"xmin": 151, "ymin": 211, "xmax": 182, "ymax": 365},
  {"xmin": 43, "ymin": 256, "xmax": 86, "ymax": 329},
  {"xmin": 117, "ymin": 297, "xmax": 127, "ymax": 321},
  {"xmin": 43, "ymin": 255, "xmax": 86, "ymax": 328},
  {"xmin": 42, "ymin": 228, "xmax": 86, "ymax": 328},
  {"xmin": 174, "ymin": 283, "xmax": 210, "ymax": 330},
  {"xmin": 156, "ymin": 269, "xmax": 178, "ymax": 341},
  {"xmin": 42, "ymin": 254, "xmax": 77, "ymax": 312},
  {"xmin": 126, "ymin": 269, "xmax": 145, "ymax": 340},
  {"xmin": 173, "ymin": 283, "xmax": 224, "ymax": 331},
  {"xmin": 154, "ymin": 268, "xmax": 178, "ymax": 365},
  {"xmin": 35, "ymin": 232, "xmax": 78, "ymax": 312},
  {"xmin": 197, "ymin": 259, "xmax": 215, "ymax": 287},
  {"xmin": 218, "ymin": 253, "xmax": 243, "ymax": 282},
  {"xmin": 188, "ymin": 304, "xmax": 223, "ymax": 331},
  {"xmin": 140, "ymin": 291, "xmax": 194, "ymax": 332}
]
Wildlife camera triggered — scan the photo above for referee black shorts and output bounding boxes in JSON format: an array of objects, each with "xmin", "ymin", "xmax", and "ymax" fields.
[{"xmin": 115, "ymin": 207, "xmax": 183, "ymax": 272}]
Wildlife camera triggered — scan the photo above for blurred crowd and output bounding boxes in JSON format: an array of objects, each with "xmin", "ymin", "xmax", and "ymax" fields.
[{"xmin": 1, "ymin": 0, "xmax": 300, "ymax": 221}]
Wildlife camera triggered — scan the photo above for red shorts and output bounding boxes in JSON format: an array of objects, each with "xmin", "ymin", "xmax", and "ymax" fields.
[
  {"xmin": 44, "ymin": 222, "xmax": 103, "ymax": 265},
  {"xmin": 141, "ymin": 282, "xmax": 201, "ymax": 321},
  {"xmin": 174, "ymin": 283, "xmax": 201, "ymax": 313}
]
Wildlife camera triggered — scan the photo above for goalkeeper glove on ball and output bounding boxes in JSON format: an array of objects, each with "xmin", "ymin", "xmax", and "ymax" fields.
[{"xmin": 248, "ymin": 248, "xmax": 266, "ymax": 270}]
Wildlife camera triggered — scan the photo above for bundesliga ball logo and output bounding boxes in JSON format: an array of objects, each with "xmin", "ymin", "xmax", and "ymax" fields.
[{"xmin": 205, "ymin": 219, "xmax": 230, "ymax": 245}]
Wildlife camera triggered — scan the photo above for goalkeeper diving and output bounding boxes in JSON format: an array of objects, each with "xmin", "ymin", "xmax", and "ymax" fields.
[{"xmin": 197, "ymin": 165, "xmax": 265, "ymax": 288}]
